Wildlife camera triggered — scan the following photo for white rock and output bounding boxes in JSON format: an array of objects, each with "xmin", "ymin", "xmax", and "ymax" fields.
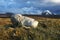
[{"xmin": 11, "ymin": 14, "xmax": 39, "ymax": 28}]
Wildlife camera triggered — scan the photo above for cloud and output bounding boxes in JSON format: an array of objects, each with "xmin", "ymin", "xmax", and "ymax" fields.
[
  {"xmin": 26, "ymin": 1, "xmax": 31, "ymax": 4},
  {"xmin": 50, "ymin": 0, "xmax": 60, "ymax": 3},
  {"xmin": 0, "ymin": 0, "xmax": 60, "ymax": 14},
  {"xmin": 30, "ymin": 0, "xmax": 60, "ymax": 7},
  {"xmin": 5, "ymin": 7, "xmax": 42, "ymax": 15},
  {"xmin": 0, "ymin": 0, "xmax": 59, "ymax": 9}
]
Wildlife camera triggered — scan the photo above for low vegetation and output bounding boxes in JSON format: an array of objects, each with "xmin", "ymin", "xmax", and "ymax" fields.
[{"xmin": 0, "ymin": 17, "xmax": 60, "ymax": 40}]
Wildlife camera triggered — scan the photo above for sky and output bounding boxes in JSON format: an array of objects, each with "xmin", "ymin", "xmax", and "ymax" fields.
[{"xmin": 0, "ymin": 0, "xmax": 60, "ymax": 15}]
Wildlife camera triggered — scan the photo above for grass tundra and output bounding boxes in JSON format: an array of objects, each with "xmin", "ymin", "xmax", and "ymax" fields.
[{"xmin": 0, "ymin": 17, "xmax": 60, "ymax": 40}]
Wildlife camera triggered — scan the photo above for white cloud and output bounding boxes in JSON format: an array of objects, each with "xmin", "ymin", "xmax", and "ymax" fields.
[
  {"xmin": 50, "ymin": 0, "xmax": 60, "ymax": 3},
  {"xmin": 32, "ymin": 0, "xmax": 60, "ymax": 7},
  {"xmin": 21, "ymin": 7, "xmax": 34, "ymax": 11},
  {"xmin": 0, "ymin": 0, "xmax": 60, "ymax": 14},
  {"xmin": 5, "ymin": 6, "xmax": 42, "ymax": 15},
  {"xmin": 0, "ymin": 0, "xmax": 16, "ymax": 5},
  {"xmin": 26, "ymin": 1, "xmax": 31, "ymax": 4}
]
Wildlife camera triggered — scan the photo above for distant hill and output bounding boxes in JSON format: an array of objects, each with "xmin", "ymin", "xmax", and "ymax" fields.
[{"xmin": 0, "ymin": 12, "xmax": 60, "ymax": 19}]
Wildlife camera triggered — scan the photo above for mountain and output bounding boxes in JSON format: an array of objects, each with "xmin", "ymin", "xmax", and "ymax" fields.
[{"xmin": 41, "ymin": 10, "xmax": 55, "ymax": 15}]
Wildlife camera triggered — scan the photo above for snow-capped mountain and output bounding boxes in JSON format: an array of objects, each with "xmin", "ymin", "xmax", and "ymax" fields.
[{"xmin": 41, "ymin": 10, "xmax": 55, "ymax": 15}]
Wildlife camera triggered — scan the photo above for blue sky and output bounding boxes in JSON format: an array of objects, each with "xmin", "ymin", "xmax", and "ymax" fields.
[{"xmin": 0, "ymin": 0, "xmax": 60, "ymax": 14}]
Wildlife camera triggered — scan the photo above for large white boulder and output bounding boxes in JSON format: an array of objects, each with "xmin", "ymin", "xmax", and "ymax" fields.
[{"xmin": 11, "ymin": 14, "xmax": 39, "ymax": 28}]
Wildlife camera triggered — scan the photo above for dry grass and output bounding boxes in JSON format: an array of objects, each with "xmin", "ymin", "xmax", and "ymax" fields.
[
  {"xmin": 0, "ymin": 18, "xmax": 11, "ymax": 25},
  {"xmin": 0, "ymin": 17, "xmax": 60, "ymax": 40}
]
